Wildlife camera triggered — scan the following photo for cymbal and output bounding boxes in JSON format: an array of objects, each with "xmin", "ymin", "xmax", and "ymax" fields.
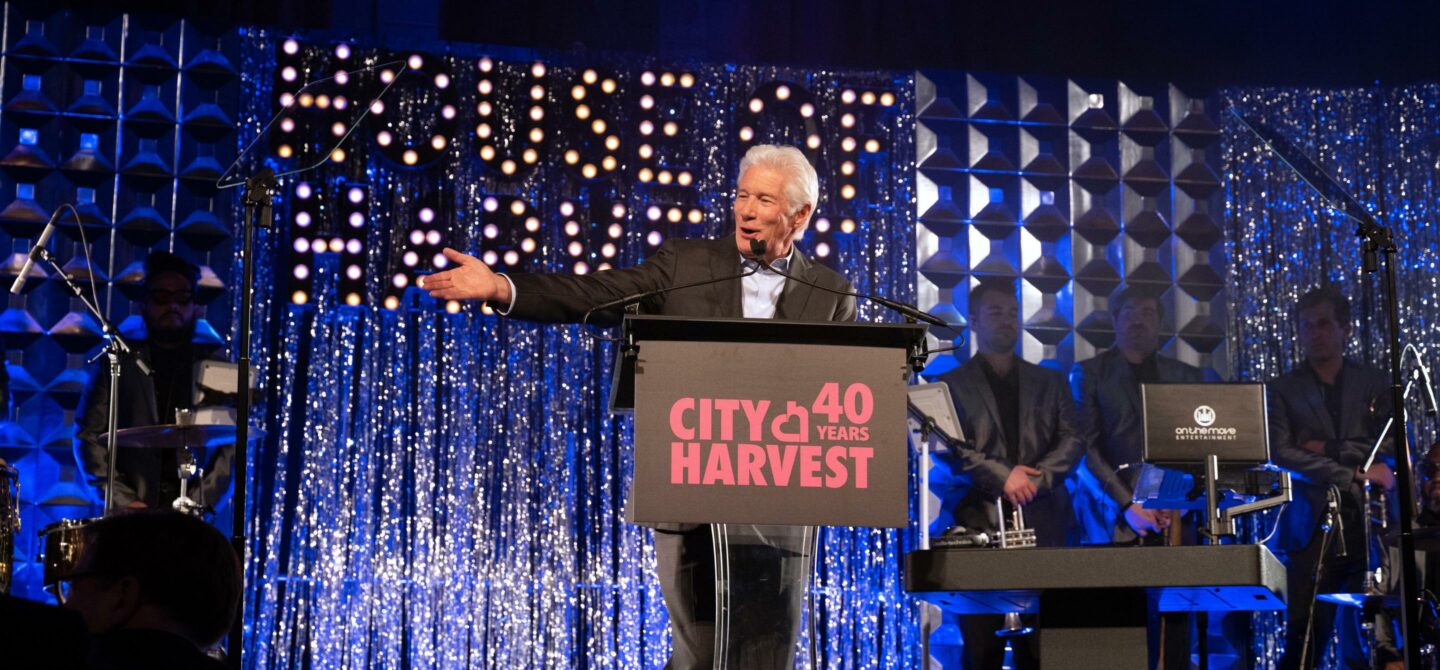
[
  {"xmin": 1384, "ymin": 525, "xmax": 1440, "ymax": 552},
  {"xmin": 100, "ymin": 424, "xmax": 265, "ymax": 450},
  {"xmin": 1317, "ymin": 592, "xmax": 1400, "ymax": 608}
]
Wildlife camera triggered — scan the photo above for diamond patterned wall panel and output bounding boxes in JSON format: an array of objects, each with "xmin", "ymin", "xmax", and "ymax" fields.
[
  {"xmin": 0, "ymin": 7, "xmax": 238, "ymax": 600},
  {"xmin": 916, "ymin": 71, "xmax": 1226, "ymax": 379}
]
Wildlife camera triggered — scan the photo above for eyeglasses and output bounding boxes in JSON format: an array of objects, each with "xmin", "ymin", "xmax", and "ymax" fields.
[
  {"xmin": 146, "ymin": 290, "xmax": 194, "ymax": 306},
  {"xmin": 53, "ymin": 571, "xmax": 110, "ymax": 604}
]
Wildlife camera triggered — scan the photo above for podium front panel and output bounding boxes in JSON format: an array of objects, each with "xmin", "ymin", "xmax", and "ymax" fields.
[{"xmin": 631, "ymin": 339, "xmax": 909, "ymax": 527}]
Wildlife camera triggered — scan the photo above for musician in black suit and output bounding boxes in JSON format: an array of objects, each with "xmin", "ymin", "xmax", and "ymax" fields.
[
  {"xmin": 934, "ymin": 282, "xmax": 1083, "ymax": 669},
  {"xmin": 74, "ymin": 252, "xmax": 234, "ymax": 512},
  {"xmin": 1268, "ymin": 287, "xmax": 1393, "ymax": 670},
  {"xmin": 1072, "ymin": 287, "xmax": 1204, "ymax": 543},
  {"xmin": 425, "ymin": 144, "xmax": 853, "ymax": 670},
  {"xmin": 1071, "ymin": 287, "xmax": 1204, "ymax": 670}
]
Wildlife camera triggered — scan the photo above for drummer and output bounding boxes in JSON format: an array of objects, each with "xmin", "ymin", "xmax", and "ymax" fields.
[{"xmin": 72, "ymin": 251, "xmax": 235, "ymax": 514}]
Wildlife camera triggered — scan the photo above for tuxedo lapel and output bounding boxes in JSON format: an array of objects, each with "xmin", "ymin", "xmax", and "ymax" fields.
[
  {"xmin": 1017, "ymin": 361, "xmax": 1039, "ymax": 461},
  {"xmin": 962, "ymin": 359, "xmax": 1005, "ymax": 456},
  {"xmin": 1338, "ymin": 362, "xmax": 1369, "ymax": 440},
  {"xmin": 775, "ymin": 250, "xmax": 816, "ymax": 320},
  {"xmin": 1106, "ymin": 351, "xmax": 1143, "ymax": 420},
  {"xmin": 706, "ymin": 239, "xmax": 743, "ymax": 318},
  {"xmin": 1296, "ymin": 372, "xmax": 1337, "ymax": 440}
]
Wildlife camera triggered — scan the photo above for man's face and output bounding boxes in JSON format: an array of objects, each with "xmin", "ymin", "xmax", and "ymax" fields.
[
  {"xmin": 143, "ymin": 272, "xmax": 196, "ymax": 337},
  {"xmin": 1297, "ymin": 302, "xmax": 1349, "ymax": 364},
  {"xmin": 971, "ymin": 290, "xmax": 1019, "ymax": 355},
  {"xmin": 733, "ymin": 165, "xmax": 808, "ymax": 262},
  {"xmin": 1114, "ymin": 297, "xmax": 1161, "ymax": 355}
]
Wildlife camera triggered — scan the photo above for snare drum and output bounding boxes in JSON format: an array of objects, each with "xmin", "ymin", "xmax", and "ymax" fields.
[
  {"xmin": 38, "ymin": 517, "xmax": 98, "ymax": 595},
  {"xmin": 0, "ymin": 465, "xmax": 16, "ymax": 595}
]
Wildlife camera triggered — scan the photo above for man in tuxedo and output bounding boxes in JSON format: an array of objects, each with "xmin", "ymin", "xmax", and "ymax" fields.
[
  {"xmin": 1268, "ymin": 287, "xmax": 1394, "ymax": 670},
  {"xmin": 1072, "ymin": 287, "xmax": 1204, "ymax": 544},
  {"xmin": 425, "ymin": 144, "xmax": 854, "ymax": 669},
  {"xmin": 1071, "ymin": 287, "xmax": 1204, "ymax": 670},
  {"xmin": 934, "ymin": 282, "xmax": 1083, "ymax": 669}
]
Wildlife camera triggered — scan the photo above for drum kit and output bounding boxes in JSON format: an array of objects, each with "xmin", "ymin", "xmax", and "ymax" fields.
[{"xmin": 0, "ymin": 420, "xmax": 255, "ymax": 602}]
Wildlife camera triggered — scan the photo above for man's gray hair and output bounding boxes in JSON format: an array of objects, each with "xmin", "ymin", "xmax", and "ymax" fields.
[{"xmin": 738, "ymin": 144, "xmax": 819, "ymax": 239}]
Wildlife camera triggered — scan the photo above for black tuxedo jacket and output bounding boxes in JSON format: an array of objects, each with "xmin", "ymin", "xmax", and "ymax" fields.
[
  {"xmin": 1267, "ymin": 359, "xmax": 1391, "ymax": 551},
  {"xmin": 1071, "ymin": 348, "xmax": 1204, "ymax": 542},
  {"xmin": 506, "ymin": 235, "xmax": 856, "ymax": 531},
  {"xmin": 507, "ymin": 236, "xmax": 857, "ymax": 324},
  {"xmin": 74, "ymin": 344, "xmax": 235, "ymax": 509},
  {"xmin": 1073, "ymin": 348, "xmax": 1205, "ymax": 507},
  {"xmin": 935, "ymin": 356, "xmax": 1083, "ymax": 547}
]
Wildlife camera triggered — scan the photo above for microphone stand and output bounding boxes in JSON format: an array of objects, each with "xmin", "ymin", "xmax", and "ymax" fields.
[
  {"xmin": 33, "ymin": 246, "xmax": 148, "ymax": 514},
  {"xmin": 747, "ymin": 239, "xmax": 950, "ymax": 373},
  {"xmin": 225, "ymin": 168, "xmax": 274, "ymax": 666}
]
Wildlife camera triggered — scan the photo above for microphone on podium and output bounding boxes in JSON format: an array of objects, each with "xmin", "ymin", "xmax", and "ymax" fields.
[{"xmin": 746, "ymin": 238, "xmax": 950, "ymax": 329}]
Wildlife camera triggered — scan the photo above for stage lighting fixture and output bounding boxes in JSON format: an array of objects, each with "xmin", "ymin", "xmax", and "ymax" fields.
[{"xmin": 335, "ymin": 43, "xmax": 351, "ymax": 59}]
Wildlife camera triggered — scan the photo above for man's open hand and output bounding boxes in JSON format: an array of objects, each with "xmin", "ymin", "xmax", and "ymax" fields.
[{"xmin": 421, "ymin": 248, "xmax": 512, "ymax": 303}]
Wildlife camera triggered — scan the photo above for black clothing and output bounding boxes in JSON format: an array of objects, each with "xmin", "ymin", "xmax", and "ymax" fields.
[
  {"xmin": 73, "ymin": 340, "xmax": 235, "ymax": 511},
  {"xmin": 979, "ymin": 358, "xmax": 1021, "ymax": 464},
  {"xmin": 506, "ymin": 236, "xmax": 856, "ymax": 670},
  {"xmin": 88, "ymin": 629, "xmax": 226, "ymax": 670},
  {"xmin": 1268, "ymin": 359, "xmax": 1392, "ymax": 670}
]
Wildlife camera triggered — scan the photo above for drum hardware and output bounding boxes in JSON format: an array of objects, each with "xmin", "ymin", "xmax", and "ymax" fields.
[
  {"xmin": 0, "ymin": 464, "xmax": 17, "ymax": 595},
  {"xmin": 37, "ymin": 516, "xmax": 98, "ymax": 604}
]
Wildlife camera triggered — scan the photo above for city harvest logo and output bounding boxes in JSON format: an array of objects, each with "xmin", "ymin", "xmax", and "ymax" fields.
[
  {"xmin": 1175, "ymin": 404, "xmax": 1237, "ymax": 441},
  {"xmin": 1193, "ymin": 405, "xmax": 1216, "ymax": 427}
]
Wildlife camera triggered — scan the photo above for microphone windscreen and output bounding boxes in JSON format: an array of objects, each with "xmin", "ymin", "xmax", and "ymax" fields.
[{"xmin": 748, "ymin": 238, "xmax": 767, "ymax": 258}]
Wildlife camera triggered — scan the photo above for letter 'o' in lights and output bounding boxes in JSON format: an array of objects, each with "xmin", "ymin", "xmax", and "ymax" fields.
[{"xmin": 366, "ymin": 53, "xmax": 458, "ymax": 169}]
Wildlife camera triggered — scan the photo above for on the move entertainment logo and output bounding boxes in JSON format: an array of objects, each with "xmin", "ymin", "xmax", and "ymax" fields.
[{"xmin": 1175, "ymin": 404, "xmax": 1238, "ymax": 440}]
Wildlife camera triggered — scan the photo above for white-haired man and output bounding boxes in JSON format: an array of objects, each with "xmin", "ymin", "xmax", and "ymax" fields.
[{"xmin": 426, "ymin": 144, "xmax": 855, "ymax": 669}]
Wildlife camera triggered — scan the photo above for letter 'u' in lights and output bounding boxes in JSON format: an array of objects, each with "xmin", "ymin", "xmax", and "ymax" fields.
[
  {"xmin": 287, "ymin": 179, "xmax": 371, "ymax": 307},
  {"xmin": 475, "ymin": 57, "xmax": 548, "ymax": 179}
]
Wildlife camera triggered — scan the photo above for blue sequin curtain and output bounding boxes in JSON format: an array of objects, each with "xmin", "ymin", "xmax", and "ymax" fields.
[
  {"xmin": 1222, "ymin": 85, "xmax": 1440, "ymax": 668},
  {"xmin": 234, "ymin": 32, "xmax": 920, "ymax": 670}
]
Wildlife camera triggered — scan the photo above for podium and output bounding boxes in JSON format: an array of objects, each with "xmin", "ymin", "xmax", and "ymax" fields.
[{"xmin": 612, "ymin": 315, "xmax": 926, "ymax": 668}]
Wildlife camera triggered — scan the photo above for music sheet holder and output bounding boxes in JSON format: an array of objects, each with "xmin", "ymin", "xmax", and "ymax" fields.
[{"xmin": 1141, "ymin": 383, "xmax": 1291, "ymax": 539}]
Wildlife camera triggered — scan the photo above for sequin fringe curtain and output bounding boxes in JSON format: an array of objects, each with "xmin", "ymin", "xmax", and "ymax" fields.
[{"xmin": 1223, "ymin": 85, "xmax": 1440, "ymax": 668}]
